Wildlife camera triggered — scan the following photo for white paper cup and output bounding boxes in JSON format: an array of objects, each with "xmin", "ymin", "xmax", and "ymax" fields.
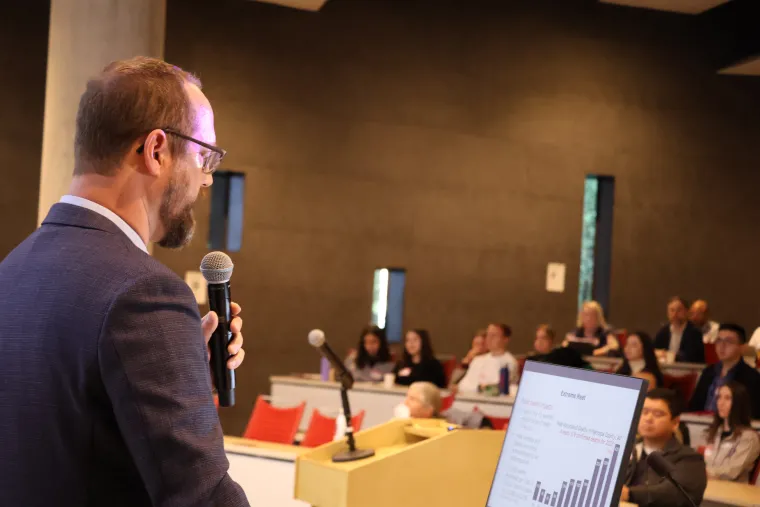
[{"xmin": 383, "ymin": 373, "xmax": 396, "ymax": 388}]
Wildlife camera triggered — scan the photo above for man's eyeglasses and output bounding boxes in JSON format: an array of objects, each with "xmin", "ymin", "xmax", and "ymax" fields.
[
  {"xmin": 137, "ymin": 127, "xmax": 226, "ymax": 174},
  {"xmin": 715, "ymin": 337, "xmax": 741, "ymax": 346}
]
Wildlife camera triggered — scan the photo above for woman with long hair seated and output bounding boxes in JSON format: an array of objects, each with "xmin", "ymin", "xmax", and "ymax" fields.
[
  {"xmin": 564, "ymin": 301, "xmax": 619, "ymax": 357},
  {"xmin": 704, "ymin": 381, "xmax": 760, "ymax": 482},
  {"xmin": 393, "ymin": 329, "xmax": 446, "ymax": 388},
  {"xmin": 345, "ymin": 325, "xmax": 395, "ymax": 382},
  {"xmin": 616, "ymin": 331, "xmax": 664, "ymax": 391}
]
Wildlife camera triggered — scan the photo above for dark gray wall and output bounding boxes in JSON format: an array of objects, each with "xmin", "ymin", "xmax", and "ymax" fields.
[
  {"xmin": 4, "ymin": 0, "xmax": 756, "ymax": 435},
  {"xmin": 0, "ymin": 1, "xmax": 48, "ymax": 253}
]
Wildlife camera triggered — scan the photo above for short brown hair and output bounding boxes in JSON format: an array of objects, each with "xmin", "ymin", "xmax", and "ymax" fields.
[
  {"xmin": 537, "ymin": 324, "xmax": 555, "ymax": 340},
  {"xmin": 74, "ymin": 56, "xmax": 202, "ymax": 176}
]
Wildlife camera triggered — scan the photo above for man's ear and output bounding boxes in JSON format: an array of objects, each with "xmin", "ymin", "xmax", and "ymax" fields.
[{"xmin": 138, "ymin": 129, "xmax": 170, "ymax": 177}]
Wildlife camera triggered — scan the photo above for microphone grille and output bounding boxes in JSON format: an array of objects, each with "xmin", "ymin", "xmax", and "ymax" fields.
[
  {"xmin": 200, "ymin": 251, "xmax": 234, "ymax": 284},
  {"xmin": 308, "ymin": 329, "xmax": 325, "ymax": 347}
]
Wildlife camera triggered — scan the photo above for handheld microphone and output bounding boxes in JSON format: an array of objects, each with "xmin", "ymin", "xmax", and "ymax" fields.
[
  {"xmin": 201, "ymin": 251, "xmax": 236, "ymax": 407},
  {"xmin": 308, "ymin": 329, "xmax": 354, "ymax": 390},
  {"xmin": 646, "ymin": 452, "xmax": 698, "ymax": 507}
]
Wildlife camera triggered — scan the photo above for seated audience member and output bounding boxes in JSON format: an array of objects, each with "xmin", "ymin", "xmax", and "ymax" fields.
[
  {"xmin": 616, "ymin": 331, "xmax": 664, "ymax": 391},
  {"xmin": 393, "ymin": 329, "xmax": 446, "ymax": 388},
  {"xmin": 621, "ymin": 388, "xmax": 707, "ymax": 507},
  {"xmin": 563, "ymin": 301, "xmax": 619, "ymax": 357},
  {"xmin": 460, "ymin": 329, "xmax": 488, "ymax": 369},
  {"xmin": 345, "ymin": 325, "xmax": 395, "ymax": 382},
  {"xmin": 689, "ymin": 323, "xmax": 760, "ymax": 418},
  {"xmin": 457, "ymin": 323, "xmax": 518, "ymax": 394},
  {"xmin": 704, "ymin": 381, "xmax": 760, "ymax": 482},
  {"xmin": 394, "ymin": 381, "xmax": 492, "ymax": 429},
  {"xmin": 689, "ymin": 299, "xmax": 720, "ymax": 344},
  {"xmin": 531, "ymin": 324, "xmax": 556, "ymax": 357},
  {"xmin": 654, "ymin": 296, "xmax": 705, "ymax": 363}
]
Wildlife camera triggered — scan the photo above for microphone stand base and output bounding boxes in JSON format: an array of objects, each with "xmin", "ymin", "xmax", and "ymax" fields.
[{"xmin": 331, "ymin": 448, "xmax": 375, "ymax": 463}]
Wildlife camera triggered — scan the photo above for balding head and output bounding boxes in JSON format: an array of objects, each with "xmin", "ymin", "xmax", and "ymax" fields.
[{"xmin": 689, "ymin": 299, "xmax": 709, "ymax": 327}]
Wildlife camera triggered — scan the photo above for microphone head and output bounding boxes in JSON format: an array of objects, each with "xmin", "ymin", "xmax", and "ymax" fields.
[
  {"xmin": 308, "ymin": 329, "xmax": 326, "ymax": 348},
  {"xmin": 646, "ymin": 452, "xmax": 675, "ymax": 478},
  {"xmin": 200, "ymin": 251, "xmax": 234, "ymax": 284}
]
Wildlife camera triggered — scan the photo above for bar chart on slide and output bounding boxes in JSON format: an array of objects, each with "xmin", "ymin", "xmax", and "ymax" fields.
[
  {"xmin": 486, "ymin": 361, "xmax": 644, "ymax": 507},
  {"xmin": 529, "ymin": 445, "xmax": 620, "ymax": 507}
]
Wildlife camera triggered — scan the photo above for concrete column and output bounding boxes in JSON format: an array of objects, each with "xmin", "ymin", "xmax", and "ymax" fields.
[{"xmin": 38, "ymin": 0, "xmax": 166, "ymax": 224}]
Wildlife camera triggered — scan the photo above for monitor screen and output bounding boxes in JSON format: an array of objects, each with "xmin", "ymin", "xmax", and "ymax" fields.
[{"xmin": 486, "ymin": 360, "xmax": 647, "ymax": 507}]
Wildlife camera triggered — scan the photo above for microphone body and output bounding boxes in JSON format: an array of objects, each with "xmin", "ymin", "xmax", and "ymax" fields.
[
  {"xmin": 207, "ymin": 281, "xmax": 235, "ymax": 406},
  {"xmin": 308, "ymin": 330, "xmax": 354, "ymax": 389},
  {"xmin": 646, "ymin": 452, "xmax": 698, "ymax": 507},
  {"xmin": 201, "ymin": 252, "xmax": 236, "ymax": 407}
]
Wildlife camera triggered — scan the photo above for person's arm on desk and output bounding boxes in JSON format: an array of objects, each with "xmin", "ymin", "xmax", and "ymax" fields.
[{"xmin": 99, "ymin": 274, "xmax": 249, "ymax": 507}]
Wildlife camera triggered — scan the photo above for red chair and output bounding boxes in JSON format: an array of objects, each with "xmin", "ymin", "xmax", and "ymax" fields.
[
  {"xmin": 663, "ymin": 373, "xmax": 698, "ymax": 404},
  {"xmin": 300, "ymin": 409, "xmax": 365, "ymax": 448},
  {"xmin": 243, "ymin": 396, "xmax": 305, "ymax": 444},
  {"xmin": 441, "ymin": 356, "xmax": 458, "ymax": 386},
  {"xmin": 441, "ymin": 393, "xmax": 455, "ymax": 412},
  {"xmin": 472, "ymin": 406, "xmax": 510, "ymax": 430},
  {"xmin": 486, "ymin": 416, "xmax": 510, "ymax": 430},
  {"xmin": 517, "ymin": 356, "xmax": 527, "ymax": 379},
  {"xmin": 751, "ymin": 456, "xmax": 760, "ymax": 485},
  {"xmin": 615, "ymin": 329, "xmax": 628, "ymax": 350},
  {"xmin": 704, "ymin": 342, "xmax": 719, "ymax": 365}
]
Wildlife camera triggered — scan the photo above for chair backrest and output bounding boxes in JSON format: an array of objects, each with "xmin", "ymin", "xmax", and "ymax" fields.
[
  {"xmin": 242, "ymin": 396, "xmax": 305, "ymax": 444},
  {"xmin": 662, "ymin": 373, "xmax": 699, "ymax": 405},
  {"xmin": 517, "ymin": 356, "xmax": 527, "ymax": 380},
  {"xmin": 300, "ymin": 409, "xmax": 365, "ymax": 448},
  {"xmin": 441, "ymin": 393, "xmax": 455, "ymax": 412},
  {"xmin": 751, "ymin": 455, "xmax": 760, "ymax": 485},
  {"xmin": 439, "ymin": 356, "xmax": 458, "ymax": 386},
  {"xmin": 615, "ymin": 329, "xmax": 628, "ymax": 350},
  {"xmin": 486, "ymin": 416, "xmax": 510, "ymax": 430},
  {"xmin": 472, "ymin": 405, "xmax": 510, "ymax": 430},
  {"xmin": 704, "ymin": 342, "xmax": 719, "ymax": 365}
]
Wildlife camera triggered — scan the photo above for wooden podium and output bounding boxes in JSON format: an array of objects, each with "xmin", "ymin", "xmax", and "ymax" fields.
[{"xmin": 294, "ymin": 418, "xmax": 505, "ymax": 507}]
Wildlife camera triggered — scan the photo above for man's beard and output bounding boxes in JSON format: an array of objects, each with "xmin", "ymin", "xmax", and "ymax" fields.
[{"xmin": 157, "ymin": 163, "xmax": 196, "ymax": 249}]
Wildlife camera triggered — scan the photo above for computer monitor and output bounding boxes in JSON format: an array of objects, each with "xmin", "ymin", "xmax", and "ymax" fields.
[{"xmin": 485, "ymin": 360, "xmax": 647, "ymax": 507}]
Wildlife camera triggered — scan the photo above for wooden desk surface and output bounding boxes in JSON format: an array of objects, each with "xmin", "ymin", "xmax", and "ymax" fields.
[
  {"xmin": 224, "ymin": 436, "xmax": 308, "ymax": 461},
  {"xmin": 704, "ymin": 479, "xmax": 760, "ymax": 507},
  {"xmin": 270, "ymin": 375, "xmax": 516, "ymax": 405}
]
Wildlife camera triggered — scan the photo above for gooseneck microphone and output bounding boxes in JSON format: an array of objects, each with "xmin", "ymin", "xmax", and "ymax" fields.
[
  {"xmin": 201, "ymin": 252, "xmax": 236, "ymax": 407},
  {"xmin": 308, "ymin": 329, "xmax": 374, "ymax": 463},
  {"xmin": 646, "ymin": 452, "xmax": 698, "ymax": 507},
  {"xmin": 308, "ymin": 329, "xmax": 354, "ymax": 390}
]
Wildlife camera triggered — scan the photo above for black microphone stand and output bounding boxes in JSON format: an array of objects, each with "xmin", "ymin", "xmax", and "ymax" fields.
[
  {"xmin": 661, "ymin": 475, "xmax": 698, "ymax": 507},
  {"xmin": 331, "ymin": 371, "xmax": 375, "ymax": 463}
]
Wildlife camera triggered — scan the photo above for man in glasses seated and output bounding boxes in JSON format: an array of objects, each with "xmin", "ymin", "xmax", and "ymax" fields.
[
  {"xmin": 621, "ymin": 388, "xmax": 706, "ymax": 507},
  {"xmin": 689, "ymin": 323, "xmax": 760, "ymax": 418}
]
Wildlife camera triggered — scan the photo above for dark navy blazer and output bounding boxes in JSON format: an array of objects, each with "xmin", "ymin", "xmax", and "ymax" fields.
[{"xmin": 0, "ymin": 203, "xmax": 248, "ymax": 507}]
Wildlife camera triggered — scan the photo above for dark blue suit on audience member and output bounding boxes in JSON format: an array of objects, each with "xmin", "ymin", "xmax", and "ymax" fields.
[
  {"xmin": 654, "ymin": 321, "xmax": 705, "ymax": 363},
  {"xmin": 689, "ymin": 360, "xmax": 760, "ymax": 419},
  {"xmin": 0, "ymin": 203, "xmax": 248, "ymax": 507}
]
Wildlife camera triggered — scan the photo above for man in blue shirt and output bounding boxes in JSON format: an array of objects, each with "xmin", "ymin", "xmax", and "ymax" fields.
[{"xmin": 689, "ymin": 323, "xmax": 760, "ymax": 418}]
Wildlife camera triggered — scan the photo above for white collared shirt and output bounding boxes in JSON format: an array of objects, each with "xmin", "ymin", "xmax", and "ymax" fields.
[{"xmin": 59, "ymin": 195, "xmax": 148, "ymax": 253}]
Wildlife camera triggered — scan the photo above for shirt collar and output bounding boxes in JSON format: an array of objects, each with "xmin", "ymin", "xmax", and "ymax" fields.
[{"xmin": 59, "ymin": 195, "xmax": 148, "ymax": 253}]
